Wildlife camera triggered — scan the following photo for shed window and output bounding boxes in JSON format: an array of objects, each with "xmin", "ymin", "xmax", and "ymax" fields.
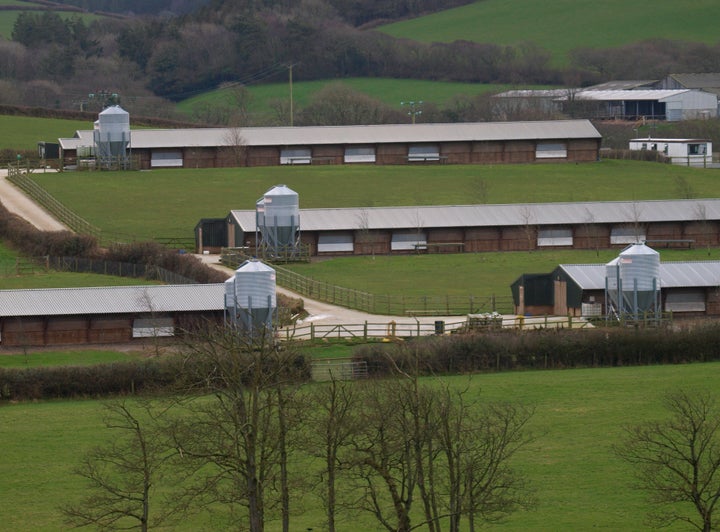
[
  {"xmin": 344, "ymin": 146, "xmax": 376, "ymax": 163},
  {"xmin": 610, "ymin": 226, "xmax": 646, "ymax": 245},
  {"xmin": 537, "ymin": 228, "xmax": 573, "ymax": 247},
  {"xmin": 408, "ymin": 144, "xmax": 440, "ymax": 161},
  {"xmin": 391, "ymin": 231, "xmax": 427, "ymax": 251},
  {"xmin": 318, "ymin": 233, "xmax": 354, "ymax": 253},
  {"xmin": 133, "ymin": 317, "xmax": 174, "ymax": 338},
  {"xmin": 280, "ymin": 148, "xmax": 311, "ymax": 165},
  {"xmin": 151, "ymin": 149, "xmax": 183, "ymax": 167},
  {"xmin": 688, "ymin": 143, "xmax": 707, "ymax": 156},
  {"xmin": 665, "ymin": 290, "xmax": 706, "ymax": 312},
  {"xmin": 536, "ymin": 142, "xmax": 567, "ymax": 159}
]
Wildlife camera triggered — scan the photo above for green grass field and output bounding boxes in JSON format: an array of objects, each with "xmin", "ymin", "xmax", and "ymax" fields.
[
  {"xmin": 176, "ymin": 78, "xmax": 535, "ymax": 123},
  {"xmin": 379, "ymin": 0, "xmax": 720, "ymax": 65},
  {"xmin": 0, "ymin": 241, "xmax": 160, "ymax": 289},
  {"xmin": 0, "ymin": 114, "xmax": 91, "ymax": 151},
  {"xmin": 0, "ymin": 349, "xmax": 145, "ymax": 367},
  {"xmin": 282, "ymin": 247, "xmax": 720, "ymax": 297},
  {"xmin": 32, "ymin": 160, "xmax": 719, "ymax": 242},
  {"xmin": 2, "ymin": 362, "xmax": 717, "ymax": 530}
]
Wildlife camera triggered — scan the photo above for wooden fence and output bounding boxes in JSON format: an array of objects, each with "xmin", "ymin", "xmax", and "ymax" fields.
[
  {"xmin": 280, "ymin": 315, "xmax": 586, "ymax": 342},
  {"xmin": 221, "ymin": 248, "xmax": 513, "ymax": 316},
  {"xmin": 274, "ymin": 265, "xmax": 513, "ymax": 316},
  {"xmin": 6, "ymin": 165, "xmax": 101, "ymax": 237}
]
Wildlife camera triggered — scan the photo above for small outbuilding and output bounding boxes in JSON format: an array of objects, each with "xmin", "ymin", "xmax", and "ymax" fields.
[
  {"xmin": 512, "ymin": 260, "xmax": 720, "ymax": 318},
  {"xmin": 628, "ymin": 138, "xmax": 713, "ymax": 167}
]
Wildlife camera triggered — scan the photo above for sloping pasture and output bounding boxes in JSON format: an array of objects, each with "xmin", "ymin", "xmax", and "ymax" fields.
[{"xmin": 379, "ymin": 0, "xmax": 720, "ymax": 65}]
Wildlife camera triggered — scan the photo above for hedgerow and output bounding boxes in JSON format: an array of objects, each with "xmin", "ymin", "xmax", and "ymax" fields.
[{"xmin": 353, "ymin": 323, "xmax": 720, "ymax": 376}]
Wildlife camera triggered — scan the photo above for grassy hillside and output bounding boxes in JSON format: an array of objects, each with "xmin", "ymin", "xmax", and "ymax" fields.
[
  {"xmin": 379, "ymin": 0, "xmax": 720, "ymax": 65},
  {"xmin": 2, "ymin": 362, "xmax": 716, "ymax": 530},
  {"xmin": 0, "ymin": 2, "xmax": 101, "ymax": 39},
  {"xmin": 32, "ymin": 160, "xmax": 720, "ymax": 242},
  {"xmin": 176, "ymin": 78, "xmax": 525, "ymax": 123}
]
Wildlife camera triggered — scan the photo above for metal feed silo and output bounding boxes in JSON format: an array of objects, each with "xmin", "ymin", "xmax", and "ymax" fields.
[
  {"xmin": 224, "ymin": 259, "xmax": 277, "ymax": 339},
  {"xmin": 605, "ymin": 243, "xmax": 660, "ymax": 320},
  {"xmin": 256, "ymin": 185, "xmax": 300, "ymax": 258},
  {"xmin": 93, "ymin": 105, "xmax": 131, "ymax": 169}
]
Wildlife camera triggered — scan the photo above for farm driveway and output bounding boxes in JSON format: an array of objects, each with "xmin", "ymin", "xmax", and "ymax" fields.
[
  {"xmin": 0, "ymin": 169, "xmax": 67, "ymax": 231},
  {"xmin": 196, "ymin": 253, "xmax": 466, "ymax": 329}
]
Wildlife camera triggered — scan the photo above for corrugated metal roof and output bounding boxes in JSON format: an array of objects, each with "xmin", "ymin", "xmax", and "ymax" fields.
[
  {"xmin": 559, "ymin": 262, "xmax": 720, "ymax": 290},
  {"xmin": 58, "ymin": 120, "xmax": 601, "ymax": 150},
  {"xmin": 630, "ymin": 138, "xmax": 711, "ymax": 143},
  {"xmin": 668, "ymin": 73, "xmax": 720, "ymax": 89},
  {"xmin": 230, "ymin": 199, "xmax": 720, "ymax": 233},
  {"xmin": 583, "ymin": 80, "xmax": 657, "ymax": 91},
  {"xmin": 572, "ymin": 89, "xmax": 690, "ymax": 101},
  {"xmin": 494, "ymin": 89, "xmax": 569, "ymax": 98},
  {"xmin": 0, "ymin": 284, "xmax": 226, "ymax": 317}
]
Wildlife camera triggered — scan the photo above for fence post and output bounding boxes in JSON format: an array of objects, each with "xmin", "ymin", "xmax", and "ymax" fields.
[
  {"xmin": 311, "ymin": 322, "xmax": 315, "ymax": 341},
  {"xmin": 364, "ymin": 321, "xmax": 368, "ymax": 340}
]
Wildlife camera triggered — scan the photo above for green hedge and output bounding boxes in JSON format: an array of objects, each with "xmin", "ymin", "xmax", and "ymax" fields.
[
  {"xmin": 0, "ymin": 359, "xmax": 180, "ymax": 401},
  {"xmin": 0, "ymin": 352, "xmax": 313, "ymax": 401},
  {"xmin": 353, "ymin": 324, "xmax": 720, "ymax": 376}
]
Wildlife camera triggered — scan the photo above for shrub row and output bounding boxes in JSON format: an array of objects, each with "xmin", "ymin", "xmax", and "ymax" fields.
[
  {"xmin": 0, "ymin": 359, "xmax": 181, "ymax": 401},
  {"xmin": 353, "ymin": 324, "xmax": 720, "ymax": 376},
  {"xmin": 0, "ymin": 202, "xmax": 305, "ymax": 318},
  {"xmin": 0, "ymin": 351, "xmax": 313, "ymax": 401},
  {"xmin": 0, "ymin": 202, "xmax": 97, "ymax": 257}
]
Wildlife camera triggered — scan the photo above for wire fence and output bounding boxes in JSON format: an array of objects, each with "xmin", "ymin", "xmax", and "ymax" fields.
[
  {"xmin": 1, "ymin": 255, "xmax": 197, "ymax": 284},
  {"xmin": 220, "ymin": 249, "xmax": 513, "ymax": 316},
  {"xmin": 49, "ymin": 256, "xmax": 198, "ymax": 284},
  {"xmin": 274, "ymin": 265, "xmax": 513, "ymax": 316}
]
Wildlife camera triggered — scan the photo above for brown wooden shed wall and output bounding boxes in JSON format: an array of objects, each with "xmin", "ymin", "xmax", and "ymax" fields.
[
  {"xmin": 567, "ymin": 139, "xmax": 600, "ymax": 162},
  {"xmin": 354, "ymin": 230, "xmax": 391, "ymax": 255},
  {"xmin": 376, "ymin": 143, "xmax": 409, "ymax": 165}
]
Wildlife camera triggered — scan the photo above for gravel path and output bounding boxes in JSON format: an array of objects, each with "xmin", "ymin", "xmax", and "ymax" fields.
[{"xmin": 0, "ymin": 168, "xmax": 67, "ymax": 231}]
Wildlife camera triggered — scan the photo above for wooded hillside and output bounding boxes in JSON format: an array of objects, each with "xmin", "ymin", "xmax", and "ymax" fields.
[{"xmin": 1, "ymin": 0, "xmax": 719, "ymax": 124}]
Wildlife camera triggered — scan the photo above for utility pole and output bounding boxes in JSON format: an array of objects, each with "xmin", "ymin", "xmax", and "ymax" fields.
[
  {"xmin": 401, "ymin": 100, "xmax": 423, "ymax": 124},
  {"xmin": 289, "ymin": 64, "xmax": 294, "ymax": 127}
]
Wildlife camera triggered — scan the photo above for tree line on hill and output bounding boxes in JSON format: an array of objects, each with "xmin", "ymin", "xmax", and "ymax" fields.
[{"xmin": 1, "ymin": 0, "xmax": 720, "ymax": 125}]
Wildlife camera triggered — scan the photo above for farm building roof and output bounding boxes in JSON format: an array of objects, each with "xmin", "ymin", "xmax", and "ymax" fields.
[
  {"xmin": 229, "ymin": 198, "xmax": 720, "ymax": 233},
  {"xmin": 557, "ymin": 262, "xmax": 720, "ymax": 290},
  {"xmin": 0, "ymin": 284, "xmax": 226, "ymax": 317},
  {"xmin": 666, "ymin": 73, "xmax": 720, "ymax": 89},
  {"xmin": 569, "ymin": 89, "xmax": 695, "ymax": 101},
  {"xmin": 582, "ymin": 80, "xmax": 657, "ymax": 91},
  {"xmin": 58, "ymin": 120, "xmax": 601, "ymax": 150}
]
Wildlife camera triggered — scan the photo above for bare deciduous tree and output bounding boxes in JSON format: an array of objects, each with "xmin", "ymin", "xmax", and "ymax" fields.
[
  {"xmin": 303, "ymin": 377, "xmax": 360, "ymax": 532},
  {"xmin": 223, "ymin": 127, "xmax": 248, "ymax": 167},
  {"xmin": 62, "ymin": 400, "xmax": 175, "ymax": 532},
  {"xmin": 346, "ymin": 355, "xmax": 534, "ymax": 532},
  {"xmin": 168, "ymin": 326, "xmax": 306, "ymax": 532},
  {"xmin": 616, "ymin": 390, "xmax": 720, "ymax": 532}
]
